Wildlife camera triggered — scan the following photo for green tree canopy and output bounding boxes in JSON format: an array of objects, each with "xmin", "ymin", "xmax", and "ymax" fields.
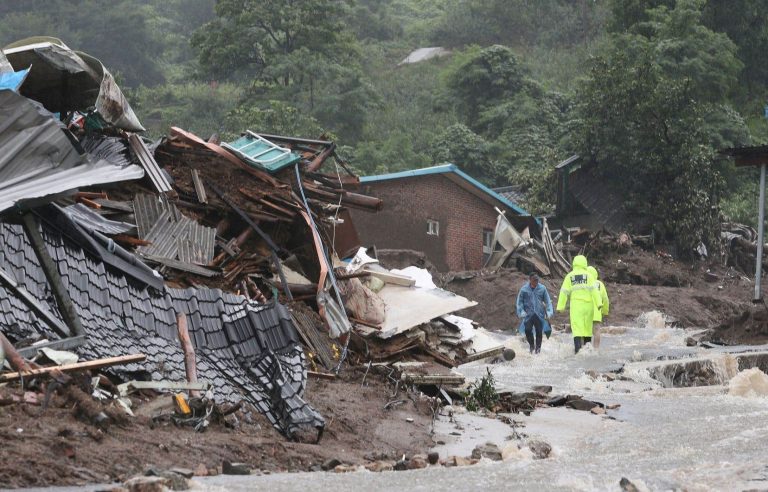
[
  {"xmin": 191, "ymin": 0, "xmax": 359, "ymax": 85},
  {"xmin": 429, "ymin": 124, "xmax": 504, "ymax": 186}
]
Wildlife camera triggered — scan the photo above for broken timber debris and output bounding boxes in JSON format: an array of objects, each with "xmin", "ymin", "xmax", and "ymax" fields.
[{"xmin": 0, "ymin": 34, "xmax": 503, "ymax": 444}]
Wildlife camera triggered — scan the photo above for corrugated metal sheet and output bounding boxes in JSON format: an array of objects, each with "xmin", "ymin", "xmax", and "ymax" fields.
[
  {"xmin": 127, "ymin": 134, "xmax": 174, "ymax": 195},
  {"xmin": 81, "ymin": 135, "xmax": 132, "ymax": 169},
  {"xmin": 0, "ymin": 89, "xmax": 144, "ymax": 215},
  {"xmin": 63, "ymin": 203, "xmax": 135, "ymax": 235},
  {"xmin": 143, "ymin": 254, "xmax": 218, "ymax": 277},
  {"xmin": 177, "ymin": 220, "xmax": 216, "ymax": 264},
  {"xmin": 137, "ymin": 211, "xmax": 192, "ymax": 259},
  {"xmin": 93, "ymin": 198, "xmax": 133, "ymax": 213},
  {"xmin": 133, "ymin": 193, "xmax": 169, "ymax": 239},
  {"xmin": 190, "ymin": 169, "xmax": 207, "ymax": 204}
]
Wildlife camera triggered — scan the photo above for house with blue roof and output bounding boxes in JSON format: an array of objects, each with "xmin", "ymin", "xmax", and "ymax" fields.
[{"xmin": 349, "ymin": 164, "xmax": 538, "ymax": 271}]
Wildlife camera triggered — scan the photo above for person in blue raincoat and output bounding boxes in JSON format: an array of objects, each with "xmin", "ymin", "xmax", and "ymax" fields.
[{"xmin": 516, "ymin": 273, "xmax": 554, "ymax": 354}]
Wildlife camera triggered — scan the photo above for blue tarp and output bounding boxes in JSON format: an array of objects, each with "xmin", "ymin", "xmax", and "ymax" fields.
[{"xmin": 0, "ymin": 67, "xmax": 30, "ymax": 92}]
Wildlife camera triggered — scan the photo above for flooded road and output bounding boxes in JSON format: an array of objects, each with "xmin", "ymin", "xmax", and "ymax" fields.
[{"xmin": 199, "ymin": 312, "xmax": 768, "ymax": 491}]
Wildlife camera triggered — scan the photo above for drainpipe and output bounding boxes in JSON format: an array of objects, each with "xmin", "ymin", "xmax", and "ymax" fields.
[{"xmin": 755, "ymin": 164, "xmax": 766, "ymax": 302}]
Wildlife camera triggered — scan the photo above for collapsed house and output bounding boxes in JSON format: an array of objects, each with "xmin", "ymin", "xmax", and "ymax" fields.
[{"xmin": 0, "ymin": 37, "xmax": 502, "ymax": 438}]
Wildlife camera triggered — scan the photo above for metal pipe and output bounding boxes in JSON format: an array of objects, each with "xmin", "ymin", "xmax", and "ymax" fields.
[{"xmin": 756, "ymin": 163, "xmax": 766, "ymax": 301}]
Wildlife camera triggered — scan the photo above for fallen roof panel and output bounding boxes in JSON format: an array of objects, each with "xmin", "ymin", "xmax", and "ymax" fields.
[
  {"xmin": 0, "ymin": 89, "xmax": 144, "ymax": 214},
  {"xmin": 375, "ymin": 284, "xmax": 477, "ymax": 339},
  {"xmin": 127, "ymin": 134, "xmax": 174, "ymax": 195},
  {"xmin": 3, "ymin": 37, "xmax": 144, "ymax": 131},
  {"xmin": 0, "ymin": 219, "xmax": 323, "ymax": 437},
  {"xmin": 63, "ymin": 203, "xmax": 135, "ymax": 235}
]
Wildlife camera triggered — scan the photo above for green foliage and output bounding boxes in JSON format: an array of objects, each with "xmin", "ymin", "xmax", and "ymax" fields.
[
  {"xmin": 445, "ymin": 45, "xmax": 528, "ymax": 130},
  {"xmin": 432, "ymin": 0, "xmax": 607, "ymax": 49},
  {"xmin": 630, "ymin": 0, "xmax": 743, "ymax": 102},
  {"xmin": 0, "ymin": 0, "xmax": 169, "ymax": 87},
  {"xmin": 191, "ymin": 0, "xmax": 358, "ymax": 84},
  {"xmin": 464, "ymin": 368, "xmax": 499, "ymax": 412},
  {"xmin": 131, "ymin": 83, "xmax": 242, "ymax": 138},
  {"xmin": 573, "ymin": 48, "xmax": 724, "ymax": 256},
  {"xmin": 222, "ymin": 101, "xmax": 326, "ymax": 141},
  {"xmin": 429, "ymin": 124, "xmax": 503, "ymax": 186},
  {"xmin": 7, "ymin": 0, "xmax": 768, "ymax": 255}
]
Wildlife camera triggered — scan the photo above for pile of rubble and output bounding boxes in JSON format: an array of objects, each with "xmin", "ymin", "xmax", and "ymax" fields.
[{"xmin": 0, "ymin": 36, "xmax": 502, "ymax": 443}]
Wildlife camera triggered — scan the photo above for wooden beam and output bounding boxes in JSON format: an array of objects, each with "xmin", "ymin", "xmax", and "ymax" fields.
[
  {"xmin": 0, "ymin": 354, "xmax": 146, "ymax": 382},
  {"xmin": 462, "ymin": 346, "xmax": 505, "ymax": 363},
  {"xmin": 176, "ymin": 313, "xmax": 199, "ymax": 398},
  {"xmin": 308, "ymin": 370, "xmax": 337, "ymax": 380},
  {"xmin": 22, "ymin": 213, "xmax": 85, "ymax": 338},
  {"xmin": 363, "ymin": 269, "xmax": 416, "ymax": 287},
  {"xmin": 401, "ymin": 373, "xmax": 466, "ymax": 386},
  {"xmin": 190, "ymin": 169, "xmax": 208, "ymax": 204}
]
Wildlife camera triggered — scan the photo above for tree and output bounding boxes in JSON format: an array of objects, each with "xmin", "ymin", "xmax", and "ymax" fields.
[
  {"xmin": 429, "ymin": 124, "xmax": 504, "ymax": 186},
  {"xmin": 445, "ymin": 45, "xmax": 528, "ymax": 130},
  {"xmin": 431, "ymin": 0, "xmax": 606, "ymax": 48},
  {"xmin": 606, "ymin": 0, "xmax": 673, "ymax": 33},
  {"xmin": 0, "ymin": 0, "xmax": 165, "ymax": 86},
  {"xmin": 573, "ymin": 48, "xmax": 724, "ymax": 256},
  {"xmin": 191, "ymin": 0, "xmax": 358, "ymax": 85},
  {"xmin": 701, "ymin": 0, "xmax": 768, "ymax": 89},
  {"xmin": 630, "ymin": 0, "xmax": 742, "ymax": 102}
]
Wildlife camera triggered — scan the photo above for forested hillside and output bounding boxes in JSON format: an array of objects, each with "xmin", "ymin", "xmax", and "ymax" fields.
[{"xmin": 2, "ymin": 0, "xmax": 767, "ymax": 255}]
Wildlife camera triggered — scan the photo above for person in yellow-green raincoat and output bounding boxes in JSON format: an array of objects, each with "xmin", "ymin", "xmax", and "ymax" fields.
[
  {"xmin": 557, "ymin": 255, "xmax": 602, "ymax": 353},
  {"xmin": 587, "ymin": 266, "xmax": 610, "ymax": 349}
]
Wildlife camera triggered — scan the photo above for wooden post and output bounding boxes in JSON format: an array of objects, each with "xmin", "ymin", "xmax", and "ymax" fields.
[
  {"xmin": 0, "ymin": 332, "xmax": 35, "ymax": 374},
  {"xmin": 175, "ymin": 313, "xmax": 199, "ymax": 398},
  {"xmin": 21, "ymin": 213, "xmax": 85, "ymax": 338}
]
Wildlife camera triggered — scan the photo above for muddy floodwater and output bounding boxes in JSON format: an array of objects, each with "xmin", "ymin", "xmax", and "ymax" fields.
[
  {"xmin": 198, "ymin": 312, "xmax": 768, "ymax": 491},
  {"xmin": 31, "ymin": 312, "xmax": 768, "ymax": 492}
]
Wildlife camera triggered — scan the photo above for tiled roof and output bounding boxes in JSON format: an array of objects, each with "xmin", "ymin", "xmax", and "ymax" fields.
[
  {"xmin": 492, "ymin": 185, "xmax": 527, "ymax": 205},
  {"xmin": 0, "ymin": 217, "xmax": 324, "ymax": 437}
]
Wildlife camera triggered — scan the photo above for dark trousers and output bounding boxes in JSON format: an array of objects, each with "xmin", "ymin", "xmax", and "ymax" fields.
[
  {"xmin": 524, "ymin": 316, "xmax": 544, "ymax": 352},
  {"xmin": 574, "ymin": 336, "xmax": 592, "ymax": 354}
]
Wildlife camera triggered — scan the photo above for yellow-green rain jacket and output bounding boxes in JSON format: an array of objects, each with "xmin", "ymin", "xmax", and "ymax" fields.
[
  {"xmin": 587, "ymin": 266, "xmax": 610, "ymax": 322},
  {"xmin": 557, "ymin": 255, "xmax": 602, "ymax": 337}
]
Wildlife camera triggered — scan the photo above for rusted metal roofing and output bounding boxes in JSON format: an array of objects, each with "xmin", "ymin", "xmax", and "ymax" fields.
[
  {"xmin": 720, "ymin": 145, "xmax": 768, "ymax": 167},
  {"xmin": 0, "ymin": 89, "xmax": 144, "ymax": 215}
]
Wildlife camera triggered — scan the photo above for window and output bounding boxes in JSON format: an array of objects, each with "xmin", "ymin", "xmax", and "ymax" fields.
[
  {"xmin": 427, "ymin": 219, "xmax": 439, "ymax": 236},
  {"xmin": 482, "ymin": 229, "xmax": 494, "ymax": 255}
]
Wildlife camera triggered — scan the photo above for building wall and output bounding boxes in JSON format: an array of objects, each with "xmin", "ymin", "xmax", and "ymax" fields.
[{"xmin": 349, "ymin": 174, "xmax": 499, "ymax": 271}]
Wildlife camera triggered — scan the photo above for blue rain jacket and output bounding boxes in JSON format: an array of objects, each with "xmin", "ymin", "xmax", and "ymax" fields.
[{"xmin": 516, "ymin": 282, "xmax": 554, "ymax": 338}]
